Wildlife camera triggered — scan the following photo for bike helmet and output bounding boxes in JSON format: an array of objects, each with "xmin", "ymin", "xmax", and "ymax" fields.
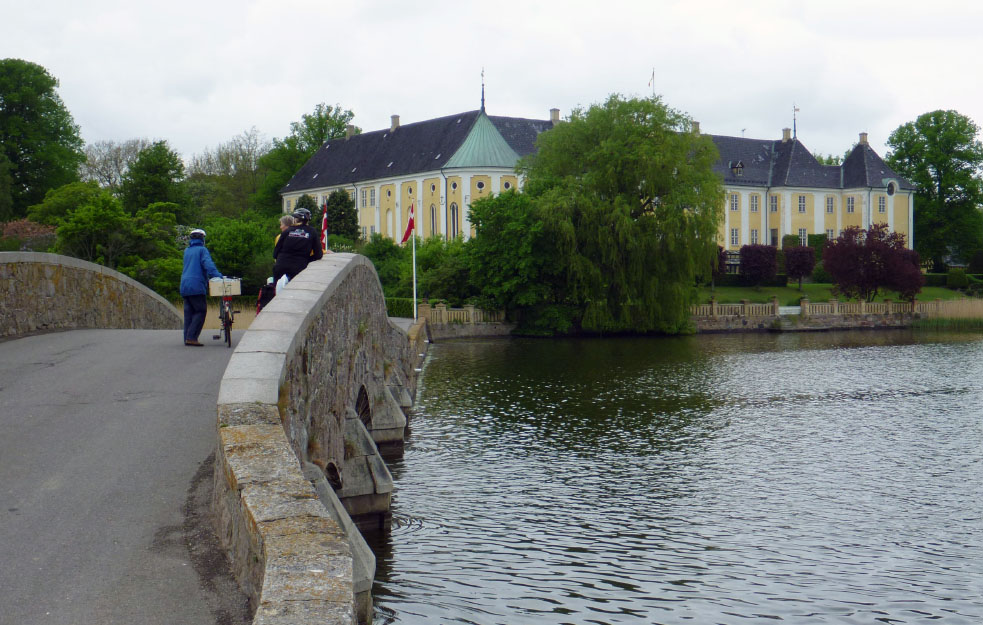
[
  {"xmin": 189, "ymin": 228, "xmax": 206, "ymax": 239},
  {"xmin": 292, "ymin": 208, "xmax": 312, "ymax": 223}
]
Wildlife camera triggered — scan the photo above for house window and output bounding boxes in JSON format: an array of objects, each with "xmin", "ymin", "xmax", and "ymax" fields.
[
  {"xmin": 361, "ymin": 226, "xmax": 367, "ymax": 240},
  {"xmin": 370, "ymin": 225, "xmax": 376, "ymax": 235},
  {"xmin": 451, "ymin": 182, "xmax": 458, "ymax": 191},
  {"xmin": 826, "ymin": 228, "xmax": 834, "ymax": 239},
  {"xmin": 730, "ymin": 228, "xmax": 739, "ymax": 246},
  {"xmin": 476, "ymin": 181, "xmax": 485, "ymax": 191},
  {"xmin": 769, "ymin": 195, "xmax": 778, "ymax": 212},
  {"xmin": 770, "ymin": 228, "xmax": 779, "ymax": 245},
  {"xmin": 730, "ymin": 193, "xmax": 739, "ymax": 211},
  {"xmin": 750, "ymin": 195, "xmax": 759, "ymax": 213},
  {"xmin": 798, "ymin": 228, "xmax": 808, "ymax": 246},
  {"xmin": 878, "ymin": 196, "xmax": 886, "ymax": 213},
  {"xmin": 430, "ymin": 183, "xmax": 436, "ymax": 192},
  {"xmin": 450, "ymin": 202, "xmax": 459, "ymax": 238},
  {"xmin": 751, "ymin": 229, "xmax": 759, "ymax": 244},
  {"xmin": 847, "ymin": 197, "xmax": 855, "ymax": 213},
  {"xmin": 430, "ymin": 204, "xmax": 436, "ymax": 236},
  {"xmin": 798, "ymin": 195, "xmax": 806, "ymax": 213},
  {"xmin": 826, "ymin": 197, "xmax": 834, "ymax": 213},
  {"xmin": 504, "ymin": 181, "xmax": 512, "ymax": 190},
  {"xmin": 370, "ymin": 188, "xmax": 376, "ymax": 205},
  {"xmin": 286, "ymin": 199, "xmax": 292, "ymax": 211},
  {"xmin": 360, "ymin": 189, "xmax": 367, "ymax": 208}
]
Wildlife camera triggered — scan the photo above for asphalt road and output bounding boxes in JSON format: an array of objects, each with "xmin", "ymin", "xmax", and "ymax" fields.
[{"xmin": 0, "ymin": 329, "xmax": 250, "ymax": 625}]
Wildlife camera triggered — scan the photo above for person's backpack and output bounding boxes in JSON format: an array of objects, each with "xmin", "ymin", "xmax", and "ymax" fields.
[{"xmin": 256, "ymin": 283, "xmax": 277, "ymax": 313}]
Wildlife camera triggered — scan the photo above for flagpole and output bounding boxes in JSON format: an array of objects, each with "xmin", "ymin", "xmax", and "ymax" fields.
[{"xmin": 411, "ymin": 204, "xmax": 417, "ymax": 321}]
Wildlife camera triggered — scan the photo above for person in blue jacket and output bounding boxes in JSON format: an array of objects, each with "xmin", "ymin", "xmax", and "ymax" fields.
[{"xmin": 179, "ymin": 228, "xmax": 222, "ymax": 346}]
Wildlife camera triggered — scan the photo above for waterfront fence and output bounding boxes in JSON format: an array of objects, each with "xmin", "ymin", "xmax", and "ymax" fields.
[
  {"xmin": 692, "ymin": 296, "xmax": 983, "ymax": 319},
  {"xmin": 418, "ymin": 301, "xmax": 506, "ymax": 325}
]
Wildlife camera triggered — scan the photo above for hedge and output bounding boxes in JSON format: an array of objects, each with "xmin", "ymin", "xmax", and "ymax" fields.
[
  {"xmin": 716, "ymin": 273, "xmax": 789, "ymax": 287},
  {"xmin": 385, "ymin": 297, "xmax": 415, "ymax": 318}
]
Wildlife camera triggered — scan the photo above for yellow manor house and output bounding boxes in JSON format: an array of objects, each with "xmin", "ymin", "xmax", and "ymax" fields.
[{"xmin": 281, "ymin": 111, "xmax": 914, "ymax": 249}]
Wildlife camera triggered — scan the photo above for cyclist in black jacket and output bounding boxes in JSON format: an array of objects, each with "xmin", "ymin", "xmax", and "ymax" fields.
[{"xmin": 273, "ymin": 208, "xmax": 323, "ymax": 283}]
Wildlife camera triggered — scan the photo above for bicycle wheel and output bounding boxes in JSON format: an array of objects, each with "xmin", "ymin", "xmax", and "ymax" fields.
[{"xmin": 222, "ymin": 303, "xmax": 233, "ymax": 348}]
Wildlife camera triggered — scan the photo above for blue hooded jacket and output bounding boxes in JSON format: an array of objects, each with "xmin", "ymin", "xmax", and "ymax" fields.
[{"xmin": 180, "ymin": 238, "xmax": 222, "ymax": 296}]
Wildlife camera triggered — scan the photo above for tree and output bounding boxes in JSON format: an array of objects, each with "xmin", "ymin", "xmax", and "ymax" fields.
[
  {"xmin": 55, "ymin": 191, "xmax": 133, "ymax": 267},
  {"xmin": 823, "ymin": 224, "xmax": 923, "ymax": 301},
  {"xmin": 361, "ymin": 233, "xmax": 407, "ymax": 295},
  {"xmin": 0, "ymin": 153, "xmax": 13, "ymax": 221},
  {"xmin": 202, "ymin": 216, "xmax": 273, "ymax": 292},
  {"xmin": 295, "ymin": 193, "xmax": 317, "ymax": 211},
  {"xmin": 120, "ymin": 140, "xmax": 191, "ymax": 220},
  {"xmin": 515, "ymin": 94, "xmax": 724, "ymax": 334},
  {"xmin": 324, "ymin": 189, "xmax": 359, "ymax": 240},
  {"xmin": 0, "ymin": 59, "xmax": 85, "ymax": 217},
  {"xmin": 253, "ymin": 103, "xmax": 359, "ymax": 215},
  {"xmin": 81, "ymin": 138, "xmax": 152, "ymax": 192},
  {"xmin": 784, "ymin": 245, "xmax": 816, "ymax": 290},
  {"xmin": 739, "ymin": 244, "xmax": 778, "ymax": 287},
  {"xmin": 187, "ymin": 127, "xmax": 269, "ymax": 216},
  {"xmin": 886, "ymin": 110, "xmax": 983, "ymax": 270},
  {"xmin": 26, "ymin": 181, "xmax": 101, "ymax": 225}
]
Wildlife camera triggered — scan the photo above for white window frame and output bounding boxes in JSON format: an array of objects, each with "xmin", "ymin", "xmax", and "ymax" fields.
[
  {"xmin": 769, "ymin": 195, "xmax": 778, "ymax": 213},
  {"xmin": 730, "ymin": 228, "xmax": 739, "ymax": 246},
  {"xmin": 750, "ymin": 228, "xmax": 759, "ymax": 244},
  {"xmin": 798, "ymin": 228, "xmax": 808, "ymax": 246},
  {"xmin": 826, "ymin": 228, "xmax": 834, "ymax": 239},
  {"xmin": 826, "ymin": 196, "xmax": 834, "ymax": 214},
  {"xmin": 361, "ymin": 189, "xmax": 367, "ymax": 208},
  {"xmin": 730, "ymin": 193, "xmax": 739, "ymax": 211},
  {"xmin": 750, "ymin": 195, "xmax": 759, "ymax": 213},
  {"xmin": 878, "ymin": 196, "xmax": 886, "ymax": 213},
  {"xmin": 798, "ymin": 195, "xmax": 806, "ymax": 213},
  {"xmin": 847, "ymin": 197, "xmax": 855, "ymax": 213}
]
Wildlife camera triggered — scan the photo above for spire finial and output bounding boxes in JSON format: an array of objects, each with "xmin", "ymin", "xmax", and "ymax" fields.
[
  {"xmin": 793, "ymin": 103, "xmax": 800, "ymax": 139},
  {"xmin": 481, "ymin": 67, "xmax": 485, "ymax": 112}
]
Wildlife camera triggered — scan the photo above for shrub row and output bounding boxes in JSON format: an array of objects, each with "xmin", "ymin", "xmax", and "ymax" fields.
[
  {"xmin": 385, "ymin": 297, "xmax": 415, "ymax": 318},
  {"xmin": 716, "ymin": 273, "xmax": 789, "ymax": 288}
]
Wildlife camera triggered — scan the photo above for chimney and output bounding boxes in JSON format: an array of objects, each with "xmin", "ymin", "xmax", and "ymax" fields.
[
  {"xmin": 391, "ymin": 115, "xmax": 400, "ymax": 132},
  {"xmin": 782, "ymin": 127, "xmax": 791, "ymax": 143},
  {"xmin": 859, "ymin": 132, "xmax": 868, "ymax": 145},
  {"xmin": 345, "ymin": 124, "xmax": 354, "ymax": 140},
  {"xmin": 692, "ymin": 121, "xmax": 700, "ymax": 135},
  {"xmin": 550, "ymin": 108, "xmax": 560, "ymax": 124}
]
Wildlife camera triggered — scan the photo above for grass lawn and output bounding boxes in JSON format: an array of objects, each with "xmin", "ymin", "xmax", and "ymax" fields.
[{"xmin": 697, "ymin": 284, "xmax": 966, "ymax": 305}]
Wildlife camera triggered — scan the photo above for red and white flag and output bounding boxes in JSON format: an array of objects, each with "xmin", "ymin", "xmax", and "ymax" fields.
[
  {"xmin": 400, "ymin": 202, "xmax": 415, "ymax": 244},
  {"xmin": 320, "ymin": 201, "xmax": 328, "ymax": 250}
]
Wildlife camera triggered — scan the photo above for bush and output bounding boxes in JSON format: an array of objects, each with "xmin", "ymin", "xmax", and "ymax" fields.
[
  {"xmin": 782, "ymin": 234, "xmax": 800, "ymax": 249},
  {"xmin": 785, "ymin": 245, "xmax": 816, "ymax": 289},
  {"xmin": 947, "ymin": 268, "xmax": 969, "ymax": 289},
  {"xmin": 739, "ymin": 244, "xmax": 778, "ymax": 286},
  {"xmin": 924, "ymin": 273, "xmax": 947, "ymax": 287},
  {"xmin": 807, "ymin": 234, "xmax": 828, "ymax": 261},
  {"xmin": 969, "ymin": 250, "xmax": 983, "ymax": 274},
  {"xmin": 811, "ymin": 261, "xmax": 832, "ymax": 283},
  {"xmin": 385, "ymin": 297, "xmax": 415, "ymax": 318}
]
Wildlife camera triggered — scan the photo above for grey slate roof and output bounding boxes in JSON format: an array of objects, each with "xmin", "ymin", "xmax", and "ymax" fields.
[
  {"xmin": 282, "ymin": 110, "xmax": 553, "ymax": 193},
  {"xmin": 710, "ymin": 134, "xmax": 913, "ymax": 190},
  {"xmin": 282, "ymin": 110, "xmax": 911, "ymax": 195}
]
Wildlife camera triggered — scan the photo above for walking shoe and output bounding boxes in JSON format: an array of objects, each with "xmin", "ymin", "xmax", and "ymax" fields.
[{"xmin": 185, "ymin": 339, "xmax": 204, "ymax": 346}]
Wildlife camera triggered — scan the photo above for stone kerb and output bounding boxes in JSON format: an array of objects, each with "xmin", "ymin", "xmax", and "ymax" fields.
[
  {"xmin": 213, "ymin": 253, "xmax": 410, "ymax": 625},
  {"xmin": 0, "ymin": 252, "xmax": 181, "ymax": 337}
]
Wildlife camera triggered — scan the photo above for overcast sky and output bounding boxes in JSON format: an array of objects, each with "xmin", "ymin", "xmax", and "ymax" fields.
[{"xmin": 3, "ymin": 0, "xmax": 981, "ymax": 164}]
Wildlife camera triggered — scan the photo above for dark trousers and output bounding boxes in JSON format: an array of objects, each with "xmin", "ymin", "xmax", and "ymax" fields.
[
  {"xmin": 273, "ymin": 259, "xmax": 308, "ymax": 285},
  {"xmin": 183, "ymin": 295, "xmax": 208, "ymax": 342}
]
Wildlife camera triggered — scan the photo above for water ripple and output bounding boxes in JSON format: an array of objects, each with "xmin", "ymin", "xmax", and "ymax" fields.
[{"xmin": 372, "ymin": 331, "xmax": 983, "ymax": 624}]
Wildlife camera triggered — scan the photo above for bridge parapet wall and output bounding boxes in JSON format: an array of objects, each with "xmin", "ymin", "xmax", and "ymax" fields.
[
  {"xmin": 212, "ymin": 254, "xmax": 422, "ymax": 625},
  {"xmin": 0, "ymin": 252, "xmax": 180, "ymax": 337}
]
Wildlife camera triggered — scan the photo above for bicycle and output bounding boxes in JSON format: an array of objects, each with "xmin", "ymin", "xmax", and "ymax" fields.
[{"xmin": 209, "ymin": 277, "xmax": 241, "ymax": 348}]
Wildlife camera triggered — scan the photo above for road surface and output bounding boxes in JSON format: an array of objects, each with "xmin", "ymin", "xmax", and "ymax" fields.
[{"xmin": 0, "ymin": 329, "xmax": 250, "ymax": 625}]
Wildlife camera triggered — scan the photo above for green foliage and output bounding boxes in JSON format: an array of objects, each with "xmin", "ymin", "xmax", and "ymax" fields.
[
  {"xmin": 121, "ymin": 141, "xmax": 191, "ymax": 220},
  {"xmin": 923, "ymin": 273, "xmax": 947, "ymax": 287},
  {"xmin": 55, "ymin": 191, "xmax": 134, "ymax": 267},
  {"xmin": 969, "ymin": 250, "xmax": 983, "ymax": 274},
  {"xmin": 253, "ymin": 103, "xmax": 358, "ymax": 215},
  {"xmin": 807, "ymin": 234, "xmax": 827, "ymax": 260},
  {"xmin": 361, "ymin": 233, "xmax": 407, "ymax": 295},
  {"xmin": 185, "ymin": 128, "xmax": 267, "ymax": 217},
  {"xmin": 119, "ymin": 256, "xmax": 183, "ymax": 300},
  {"xmin": 468, "ymin": 191, "xmax": 556, "ymax": 311},
  {"xmin": 946, "ymin": 268, "xmax": 969, "ymax": 289},
  {"xmin": 327, "ymin": 233, "xmax": 358, "ymax": 252},
  {"xmin": 414, "ymin": 235, "xmax": 474, "ymax": 306},
  {"xmin": 385, "ymin": 297, "xmax": 415, "ymax": 318},
  {"xmin": 514, "ymin": 95, "xmax": 724, "ymax": 334},
  {"xmin": 0, "ymin": 59, "xmax": 85, "ymax": 217},
  {"xmin": 887, "ymin": 110, "xmax": 983, "ymax": 269},
  {"xmin": 295, "ymin": 193, "xmax": 317, "ymax": 211},
  {"xmin": 325, "ymin": 189, "xmax": 359, "ymax": 240},
  {"xmin": 782, "ymin": 234, "xmax": 801, "ymax": 249},
  {"xmin": 811, "ymin": 261, "xmax": 832, "ymax": 283},
  {"xmin": 202, "ymin": 216, "xmax": 274, "ymax": 293},
  {"xmin": 27, "ymin": 181, "xmax": 101, "ymax": 225}
]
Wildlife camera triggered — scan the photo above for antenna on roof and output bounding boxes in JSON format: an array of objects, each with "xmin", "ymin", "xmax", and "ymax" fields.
[
  {"xmin": 481, "ymin": 67, "xmax": 485, "ymax": 112},
  {"xmin": 793, "ymin": 103, "xmax": 800, "ymax": 139}
]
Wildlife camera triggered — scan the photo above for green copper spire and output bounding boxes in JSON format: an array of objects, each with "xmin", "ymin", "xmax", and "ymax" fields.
[{"xmin": 444, "ymin": 112, "xmax": 520, "ymax": 169}]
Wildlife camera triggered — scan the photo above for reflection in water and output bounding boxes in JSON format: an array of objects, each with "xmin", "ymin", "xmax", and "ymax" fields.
[{"xmin": 370, "ymin": 330, "xmax": 983, "ymax": 624}]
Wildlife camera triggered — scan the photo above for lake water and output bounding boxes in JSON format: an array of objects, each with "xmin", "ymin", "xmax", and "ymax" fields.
[{"xmin": 369, "ymin": 330, "xmax": 983, "ymax": 624}]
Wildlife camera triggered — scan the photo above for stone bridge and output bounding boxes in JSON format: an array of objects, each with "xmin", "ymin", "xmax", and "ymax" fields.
[{"xmin": 0, "ymin": 252, "xmax": 425, "ymax": 625}]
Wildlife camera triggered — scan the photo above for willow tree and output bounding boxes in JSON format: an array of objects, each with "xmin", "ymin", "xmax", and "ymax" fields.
[{"xmin": 518, "ymin": 95, "xmax": 723, "ymax": 334}]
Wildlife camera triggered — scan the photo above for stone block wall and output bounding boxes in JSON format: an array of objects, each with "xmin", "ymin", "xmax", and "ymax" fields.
[
  {"xmin": 212, "ymin": 254, "xmax": 420, "ymax": 625},
  {"xmin": 0, "ymin": 252, "xmax": 180, "ymax": 337}
]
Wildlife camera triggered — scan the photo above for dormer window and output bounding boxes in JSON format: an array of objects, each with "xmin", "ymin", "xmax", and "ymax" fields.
[
  {"xmin": 730, "ymin": 160, "xmax": 744, "ymax": 177},
  {"xmin": 887, "ymin": 181, "xmax": 897, "ymax": 196}
]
